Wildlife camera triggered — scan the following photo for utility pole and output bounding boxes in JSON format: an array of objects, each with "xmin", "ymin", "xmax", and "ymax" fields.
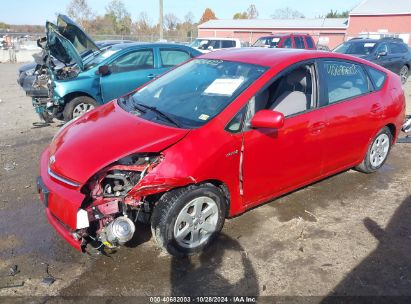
[{"xmin": 159, "ymin": 0, "xmax": 164, "ymax": 41}]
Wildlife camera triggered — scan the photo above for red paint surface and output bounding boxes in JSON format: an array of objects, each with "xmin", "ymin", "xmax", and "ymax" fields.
[{"xmin": 39, "ymin": 49, "xmax": 406, "ymax": 250}]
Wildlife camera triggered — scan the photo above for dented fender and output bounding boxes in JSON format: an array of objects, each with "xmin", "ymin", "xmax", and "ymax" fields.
[{"xmin": 129, "ymin": 174, "xmax": 197, "ymax": 197}]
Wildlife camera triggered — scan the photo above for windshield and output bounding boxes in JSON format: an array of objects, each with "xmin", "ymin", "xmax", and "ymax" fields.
[
  {"xmin": 121, "ymin": 59, "xmax": 267, "ymax": 128},
  {"xmin": 333, "ymin": 41, "xmax": 377, "ymax": 55},
  {"xmin": 84, "ymin": 47, "xmax": 120, "ymax": 70},
  {"xmin": 253, "ymin": 37, "xmax": 281, "ymax": 48}
]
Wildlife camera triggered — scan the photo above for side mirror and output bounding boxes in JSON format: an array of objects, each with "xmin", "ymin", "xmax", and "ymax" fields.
[
  {"xmin": 97, "ymin": 65, "xmax": 110, "ymax": 76},
  {"xmin": 250, "ymin": 110, "xmax": 285, "ymax": 129},
  {"xmin": 207, "ymin": 46, "xmax": 214, "ymax": 51},
  {"xmin": 377, "ymin": 51, "xmax": 387, "ymax": 57}
]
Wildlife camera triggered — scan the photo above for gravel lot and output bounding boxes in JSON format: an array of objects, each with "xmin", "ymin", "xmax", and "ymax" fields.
[{"xmin": 0, "ymin": 63, "xmax": 410, "ymax": 300}]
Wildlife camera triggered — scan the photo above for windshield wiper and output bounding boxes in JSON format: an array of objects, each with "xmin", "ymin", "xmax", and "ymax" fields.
[{"xmin": 135, "ymin": 103, "xmax": 182, "ymax": 128}]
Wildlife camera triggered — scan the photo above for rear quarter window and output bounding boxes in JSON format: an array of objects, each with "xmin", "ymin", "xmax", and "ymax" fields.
[
  {"xmin": 305, "ymin": 37, "xmax": 314, "ymax": 49},
  {"xmin": 366, "ymin": 66, "xmax": 387, "ymax": 90}
]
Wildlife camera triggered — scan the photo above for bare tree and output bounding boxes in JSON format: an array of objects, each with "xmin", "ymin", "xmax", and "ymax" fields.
[
  {"xmin": 106, "ymin": 0, "xmax": 132, "ymax": 35},
  {"xmin": 247, "ymin": 4, "xmax": 259, "ymax": 19},
  {"xmin": 135, "ymin": 12, "xmax": 153, "ymax": 33},
  {"xmin": 184, "ymin": 12, "xmax": 195, "ymax": 25},
  {"xmin": 271, "ymin": 7, "xmax": 305, "ymax": 19},
  {"xmin": 164, "ymin": 13, "xmax": 180, "ymax": 31},
  {"xmin": 66, "ymin": 0, "xmax": 94, "ymax": 31}
]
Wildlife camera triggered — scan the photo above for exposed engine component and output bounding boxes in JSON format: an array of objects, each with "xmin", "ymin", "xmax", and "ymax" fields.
[
  {"xmin": 86, "ymin": 153, "xmax": 162, "ymax": 199},
  {"xmin": 100, "ymin": 216, "xmax": 135, "ymax": 247},
  {"xmin": 102, "ymin": 170, "xmax": 141, "ymax": 197},
  {"xmin": 55, "ymin": 66, "xmax": 80, "ymax": 80}
]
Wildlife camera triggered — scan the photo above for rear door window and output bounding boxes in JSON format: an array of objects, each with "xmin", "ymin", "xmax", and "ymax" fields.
[
  {"xmin": 389, "ymin": 43, "xmax": 407, "ymax": 54},
  {"xmin": 294, "ymin": 36, "xmax": 304, "ymax": 49},
  {"xmin": 160, "ymin": 49, "xmax": 191, "ymax": 68},
  {"xmin": 320, "ymin": 60, "xmax": 371, "ymax": 104},
  {"xmin": 282, "ymin": 38, "xmax": 292, "ymax": 48},
  {"xmin": 221, "ymin": 40, "xmax": 236, "ymax": 48}
]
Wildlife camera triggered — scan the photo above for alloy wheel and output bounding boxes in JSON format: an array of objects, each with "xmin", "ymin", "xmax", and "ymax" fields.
[
  {"xmin": 72, "ymin": 103, "xmax": 95, "ymax": 118},
  {"xmin": 173, "ymin": 196, "xmax": 219, "ymax": 248},
  {"xmin": 370, "ymin": 133, "xmax": 390, "ymax": 167}
]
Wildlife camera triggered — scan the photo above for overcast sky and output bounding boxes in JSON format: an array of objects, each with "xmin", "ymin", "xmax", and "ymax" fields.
[{"xmin": 0, "ymin": 0, "xmax": 361, "ymax": 25}]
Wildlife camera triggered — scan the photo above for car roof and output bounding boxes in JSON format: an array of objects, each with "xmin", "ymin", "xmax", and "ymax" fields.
[
  {"xmin": 259, "ymin": 33, "xmax": 310, "ymax": 38},
  {"xmin": 346, "ymin": 38, "xmax": 380, "ymax": 43},
  {"xmin": 199, "ymin": 47, "xmax": 382, "ymax": 68},
  {"xmin": 110, "ymin": 42, "xmax": 193, "ymax": 50},
  {"xmin": 194, "ymin": 37, "xmax": 239, "ymax": 41}
]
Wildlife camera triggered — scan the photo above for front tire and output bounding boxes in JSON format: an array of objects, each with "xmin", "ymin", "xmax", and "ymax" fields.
[
  {"xmin": 151, "ymin": 184, "xmax": 226, "ymax": 257},
  {"xmin": 355, "ymin": 127, "xmax": 392, "ymax": 173},
  {"xmin": 63, "ymin": 96, "xmax": 98, "ymax": 121}
]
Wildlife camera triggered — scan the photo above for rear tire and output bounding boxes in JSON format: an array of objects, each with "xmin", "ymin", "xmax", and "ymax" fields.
[
  {"xmin": 63, "ymin": 96, "xmax": 98, "ymax": 121},
  {"xmin": 400, "ymin": 65, "xmax": 409, "ymax": 85},
  {"xmin": 151, "ymin": 184, "xmax": 226, "ymax": 257},
  {"xmin": 355, "ymin": 127, "xmax": 392, "ymax": 173}
]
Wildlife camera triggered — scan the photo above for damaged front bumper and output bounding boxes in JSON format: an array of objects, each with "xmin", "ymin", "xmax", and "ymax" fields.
[
  {"xmin": 37, "ymin": 149, "xmax": 176, "ymax": 254},
  {"xmin": 38, "ymin": 149, "xmax": 86, "ymax": 252}
]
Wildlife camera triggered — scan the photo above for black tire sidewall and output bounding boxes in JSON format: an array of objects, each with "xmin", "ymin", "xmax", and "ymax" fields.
[
  {"xmin": 63, "ymin": 96, "xmax": 98, "ymax": 121},
  {"xmin": 157, "ymin": 185, "xmax": 226, "ymax": 257},
  {"xmin": 401, "ymin": 66, "xmax": 409, "ymax": 84},
  {"xmin": 364, "ymin": 127, "xmax": 392, "ymax": 172}
]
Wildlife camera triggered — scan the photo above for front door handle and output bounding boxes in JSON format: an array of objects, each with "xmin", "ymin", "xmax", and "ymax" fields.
[
  {"xmin": 147, "ymin": 74, "xmax": 157, "ymax": 79},
  {"xmin": 310, "ymin": 121, "xmax": 327, "ymax": 134}
]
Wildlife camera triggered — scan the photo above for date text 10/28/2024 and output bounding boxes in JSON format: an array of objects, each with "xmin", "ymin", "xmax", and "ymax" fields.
[{"xmin": 149, "ymin": 297, "xmax": 257, "ymax": 303}]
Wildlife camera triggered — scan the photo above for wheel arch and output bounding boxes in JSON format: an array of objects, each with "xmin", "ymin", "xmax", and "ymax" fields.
[
  {"xmin": 63, "ymin": 91, "xmax": 97, "ymax": 105},
  {"xmin": 145, "ymin": 179, "xmax": 232, "ymax": 218},
  {"xmin": 201, "ymin": 179, "xmax": 231, "ymax": 218},
  {"xmin": 385, "ymin": 123, "xmax": 396, "ymax": 139}
]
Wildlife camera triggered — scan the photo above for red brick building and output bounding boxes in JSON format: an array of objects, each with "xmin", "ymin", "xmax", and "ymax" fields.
[
  {"xmin": 197, "ymin": 0, "xmax": 411, "ymax": 49},
  {"xmin": 347, "ymin": 0, "xmax": 411, "ymax": 44}
]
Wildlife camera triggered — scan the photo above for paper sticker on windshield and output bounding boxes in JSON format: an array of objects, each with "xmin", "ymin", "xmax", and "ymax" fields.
[
  {"xmin": 204, "ymin": 78, "xmax": 244, "ymax": 96},
  {"xmin": 364, "ymin": 43, "xmax": 376, "ymax": 48},
  {"xmin": 198, "ymin": 114, "xmax": 210, "ymax": 121}
]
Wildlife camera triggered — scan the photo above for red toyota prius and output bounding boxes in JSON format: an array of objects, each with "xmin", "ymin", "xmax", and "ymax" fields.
[{"xmin": 37, "ymin": 48, "xmax": 406, "ymax": 257}]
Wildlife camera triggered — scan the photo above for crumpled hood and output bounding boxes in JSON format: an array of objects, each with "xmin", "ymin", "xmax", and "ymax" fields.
[{"xmin": 48, "ymin": 101, "xmax": 189, "ymax": 184}]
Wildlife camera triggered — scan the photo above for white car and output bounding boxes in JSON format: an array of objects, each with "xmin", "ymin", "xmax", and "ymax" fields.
[{"xmin": 190, "ymin": 37, "xmax": 242, "ymax": 53}]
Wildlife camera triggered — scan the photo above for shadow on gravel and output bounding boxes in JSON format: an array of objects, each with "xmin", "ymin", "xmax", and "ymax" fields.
[
  {"xmin": 322, "ymin": 195, "xmax": 411, "ymax": 299},
  {"xmin": 170, "ymin": 233, "xmax": 259, "ymax": 296}
]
